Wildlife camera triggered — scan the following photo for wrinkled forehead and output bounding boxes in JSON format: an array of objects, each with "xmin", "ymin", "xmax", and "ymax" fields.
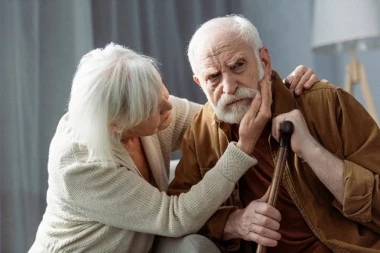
[
  {"xmin": 194, "ymin": 30, "xmax": 251, "ymax": 72},
  {"xmin": 196, "ymin": 28, "xmax": 239, "ymax": 52}
]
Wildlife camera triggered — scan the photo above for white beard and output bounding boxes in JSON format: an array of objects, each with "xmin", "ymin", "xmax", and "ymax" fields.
[{"xmin": 208, "ymin": 87, "xmax": 259, "ymax": 124}]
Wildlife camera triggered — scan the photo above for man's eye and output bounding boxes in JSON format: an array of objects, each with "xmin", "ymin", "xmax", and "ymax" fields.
[
  {"xmin": 231, "ymin": 61, "xmax": 246, "ymax": 73},
  {"xmin": 208, "ymin": 73, "xmax": 219, "ymax": 80},
  {"xmin": 206, "ymin": 73, "xmax": 220, "ymax": 85}
]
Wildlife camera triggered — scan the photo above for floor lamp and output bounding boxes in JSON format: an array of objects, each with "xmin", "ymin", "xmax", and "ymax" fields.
[{"xmin": 311, "ymin": 0, "xmax": 380, "ymax": 124}]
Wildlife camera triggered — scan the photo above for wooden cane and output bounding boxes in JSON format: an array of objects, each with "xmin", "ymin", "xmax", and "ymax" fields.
[{"xmin": 256, "ymin": 121, "xmax": 294, "ymax": 253}]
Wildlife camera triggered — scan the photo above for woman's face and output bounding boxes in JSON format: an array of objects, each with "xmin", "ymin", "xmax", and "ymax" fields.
[{"xmin": 124, "ymin": 84, "xmax": 173, "ymax": 137}]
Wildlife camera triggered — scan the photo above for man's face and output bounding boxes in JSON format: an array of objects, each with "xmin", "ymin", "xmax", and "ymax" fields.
[{"xmin": 193, "ymin": 31, "xmax": 269, "ymax": 124}]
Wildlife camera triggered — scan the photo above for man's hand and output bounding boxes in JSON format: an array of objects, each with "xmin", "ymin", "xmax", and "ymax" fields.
[
  {"xmin": 272, "ymin": 110, "xmax": 345, "ymax": 203},
  {"xmin": 223, "ymin": 188, "xmax": 281, "ymax": 247},
  {"xmin": 284, "ymin": 65, "xmax": 329, "ymax": 95},
  {"xmin": 271, "ymin": 109, "xmax": 316, "ymax": 159},
  {"xmin": 236, "ymin": 74, "xmax": 272, "ymax": 154}
]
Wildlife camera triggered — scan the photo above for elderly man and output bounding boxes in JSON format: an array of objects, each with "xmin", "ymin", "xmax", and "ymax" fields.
[{"xmin": 168, "ymin": 15, "xmax": 380, "ymax": 253}]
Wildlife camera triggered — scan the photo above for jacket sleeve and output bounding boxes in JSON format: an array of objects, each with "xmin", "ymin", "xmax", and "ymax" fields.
[
  {"xmin": 334, "ymin": 89, "xmax": 380, "ymax": 233},
  {"xmin": 303, "ymin": 86, "xmax": 380, "ymax": 233}
]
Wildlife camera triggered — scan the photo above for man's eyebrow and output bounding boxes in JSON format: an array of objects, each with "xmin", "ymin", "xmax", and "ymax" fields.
[
  {"xmin": 226, "ymin": 54, "xmax": 244, "ymax": 67},
  {"xmin": 201, "ymin": 67, "xmax": 218, "ymax": 76}
]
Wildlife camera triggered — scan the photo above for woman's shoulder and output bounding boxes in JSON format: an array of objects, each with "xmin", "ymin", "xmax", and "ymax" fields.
[
  {"xmin": 169, "ymin": 95, "xmax": 202, "ymax": 112},
  {"xmin": 49, "ymin": 114, "xmax": 111, "ymax": 170}
]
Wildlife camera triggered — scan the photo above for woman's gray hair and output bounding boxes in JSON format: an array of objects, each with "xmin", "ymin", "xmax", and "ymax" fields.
[
  {"xmin": 187, "ymin": 14, "xmax": 263, "ymax": 76},
  {"xmin": 68, "ymin": 43, "xmax": 163, "ymax": 163}
]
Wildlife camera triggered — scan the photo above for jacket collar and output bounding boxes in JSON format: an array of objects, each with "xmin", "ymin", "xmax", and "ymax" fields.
[{"xmin": 271, "ymin": 71, "xmax": 297, "ymax": 117}]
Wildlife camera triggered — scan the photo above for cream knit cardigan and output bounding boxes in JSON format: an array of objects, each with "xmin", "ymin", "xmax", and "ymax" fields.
[{"xmin": 29, "ymin": 96, "xmax": 257, "ymax": 253}]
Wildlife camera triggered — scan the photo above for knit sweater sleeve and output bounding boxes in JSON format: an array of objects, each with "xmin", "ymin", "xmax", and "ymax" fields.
[{"xmin": 61, "ymin": 142, "xmax": 256, "ymax": 237}]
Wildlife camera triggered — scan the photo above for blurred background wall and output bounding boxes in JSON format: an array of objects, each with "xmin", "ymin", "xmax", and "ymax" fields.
[{"xmin": 1, "ymin": 0, "xmax": 379, "ymax": 252}]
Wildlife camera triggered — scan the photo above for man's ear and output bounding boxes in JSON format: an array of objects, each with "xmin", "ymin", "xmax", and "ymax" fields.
[
  {"xmin": 259, "ymin": 47, "xmax": 272, "ymax": 74},
  {"xmin": 193, "ymin": 75, "xmax": 201, "ymax": 86}
]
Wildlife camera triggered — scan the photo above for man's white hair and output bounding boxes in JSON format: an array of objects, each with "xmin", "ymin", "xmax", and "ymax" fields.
[
  {"xmin": 68, "ymin": 43, "xmax": 162, "ymax": 163},
  {"xmin": 187, "ymin": 14, "xmax": 263, "ymax": 76}
]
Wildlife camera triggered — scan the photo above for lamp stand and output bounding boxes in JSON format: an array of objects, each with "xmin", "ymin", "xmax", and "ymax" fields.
[{"xmin": 345, "ymin": 48, "xmax": 378, "ymax": 123}]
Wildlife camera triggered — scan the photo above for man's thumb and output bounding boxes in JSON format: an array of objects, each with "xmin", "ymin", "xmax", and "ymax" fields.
[{"xmin": 259, "ymin": 185, "xmax": 271, "ymax": 202}]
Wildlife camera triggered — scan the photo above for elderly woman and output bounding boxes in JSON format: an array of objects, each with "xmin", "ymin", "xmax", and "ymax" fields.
[{"xmin": 29, "ymin": 43, "xmax": 320, "ymax": 253}]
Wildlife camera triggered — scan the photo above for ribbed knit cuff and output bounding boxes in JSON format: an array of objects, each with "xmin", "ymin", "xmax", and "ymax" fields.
[{"xmin": 216, "ymin": 142, "xmax": 257, "ymax": 182}]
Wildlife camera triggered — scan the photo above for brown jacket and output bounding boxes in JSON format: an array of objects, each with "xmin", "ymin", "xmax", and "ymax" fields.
[{"xmin": 168, "ymin": 72, "xmax": 380, "ymax": 253}]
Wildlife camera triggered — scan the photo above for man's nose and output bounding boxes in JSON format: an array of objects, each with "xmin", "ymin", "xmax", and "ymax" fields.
[{"xmin": 222, "ymin": 74, "xmax": 238, "ymax": 94}]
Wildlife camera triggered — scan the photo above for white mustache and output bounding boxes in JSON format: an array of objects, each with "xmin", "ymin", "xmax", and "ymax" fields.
[{"xmin": 217, "ymin": 87, "xmax": 258, "ymax": 109}]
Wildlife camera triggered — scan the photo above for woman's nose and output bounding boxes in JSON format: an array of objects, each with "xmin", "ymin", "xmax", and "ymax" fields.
[{"xmin": 161, "ymin": 97, "xmax": 172, "ymax": 114}]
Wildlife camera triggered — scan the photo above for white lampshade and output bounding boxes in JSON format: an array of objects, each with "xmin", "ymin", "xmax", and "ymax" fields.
[{"xmin": 312, "ymin": 0, "xmax": 380, "ymax": 54}]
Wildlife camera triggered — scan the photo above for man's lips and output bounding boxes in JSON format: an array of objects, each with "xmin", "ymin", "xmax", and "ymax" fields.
[{"xmin": 226, "ymin": 98, "xmax": 252, "ymax": 107}]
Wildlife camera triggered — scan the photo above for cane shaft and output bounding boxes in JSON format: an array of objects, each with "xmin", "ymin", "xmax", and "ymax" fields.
[
  {"xmin": 256, "ymin": 121, "xmax": 293, "ymax": 253},
  {"xmin": 268, "ymin": 148, "xmax": 288, "ymax": 206},
  {"xmin": 255, "ymin": 148, "xmax": 288, "ymax": 253},
  {"xmin": 255, "ymin": 241, "xmax": 266, "ymax": 253}
]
